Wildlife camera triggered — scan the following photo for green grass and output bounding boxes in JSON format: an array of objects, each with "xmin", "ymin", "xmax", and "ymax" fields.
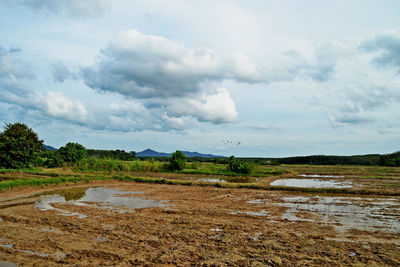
[
  {"xmin": 1, "ymin": 173, "xmax": 400, "ymax": 197},
  {"xmin": 0, "ymin": 175, "xmax": 108, "ymax": 191},
  {"xmin": 73, "ymin": 158, "xmax": 162, "ymax": 172},
  {"xmin": 178, "ymin": 165, "xmax": 287, "ymax": 177}
]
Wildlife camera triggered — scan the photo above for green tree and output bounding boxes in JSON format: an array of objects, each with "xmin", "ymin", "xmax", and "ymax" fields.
[
  {"xmin": 165, "ymin": 150, "xmax": 186, "ymax": 171},
  {"xmin": 0, "ymin": 122, "xmax": 44, "ymax": 169},
  {"xmin": 58, "ymin": 142, "xmax": 87, "ymax": 163}
]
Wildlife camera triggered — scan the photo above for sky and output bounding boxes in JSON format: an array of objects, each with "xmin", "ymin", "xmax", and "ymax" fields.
[{"xmin": 0, "ymin": 0, "xmax": 400, "ymax": 157}]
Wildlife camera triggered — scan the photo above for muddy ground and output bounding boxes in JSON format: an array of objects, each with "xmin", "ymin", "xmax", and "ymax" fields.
[{"xmin": 0, "ymin": 180, "xmax": 399, "ymax": 266}]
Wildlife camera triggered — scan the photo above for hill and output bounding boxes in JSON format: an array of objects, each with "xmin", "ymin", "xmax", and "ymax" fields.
[
  {"xmin": 136, "ymin": 149, "xmax": 224, "ymax": 158},
  {"xmin": 43, "ymin": 144, "xmax": 57, "ymax": 151}
]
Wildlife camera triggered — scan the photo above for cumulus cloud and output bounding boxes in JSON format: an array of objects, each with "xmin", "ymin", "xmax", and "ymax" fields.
[
  {"xmin": 81, "ymin": 30, "xmax": 355, "ymax": 129},
  {"xmin": 0, "ymin": 45, "xmax": 88, "ymax": 124},
  {"xmin": 165, "ymin": 88, "xmax": 238, "ymax": 124},
  {"xmin": 44, "ymin": 91, "xmax": 87, "ymax": 122},
  {"xmin": 361, "ymin": 31, "xmax": 400, "ymax": 69},
  {"xmin": 9, "ymin": 0, "xmax": 110, "ymax": 18},
  {"xmin": 81, "ymin": 30, "xmax": 250, "ymax": 125},
  {"xmin": 83, "ymin": 30, "xmax": 263, "ymax": 99}
]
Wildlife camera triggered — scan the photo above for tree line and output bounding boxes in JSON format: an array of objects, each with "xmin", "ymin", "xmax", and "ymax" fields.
[{"xmin": 0, "ymin": 122, "xmax": 399, "ymax": 169}]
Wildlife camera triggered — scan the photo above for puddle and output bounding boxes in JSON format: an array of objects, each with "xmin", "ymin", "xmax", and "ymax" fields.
[
  {"xmin": 273, "ymin": 196, "xmax": 400, "ymax": 233},
  {"xmin": 270, "ymin": 179, "xmax": 352, "ymax": 188},
  {"xmin": 232, "ymin": 210, "xmax": 268, "ymax": 216},
  {"xmin": 0, "ymin": 262, "xmax": 17, "ymax": 267},
  {"xmin": 196, "ymin": 178, "xmax": 226, "ymax": 183},
  {"xmin": 0, "ymin": 243, "xmax": 13, "ymax": 249},
  {"xmin": 0, "ymin": 240, "xmax": 48, "ymax": 258},
  {"xmin": 243, "ymin": 232, "xmax": 262, "ymax": 241},
  {"xmin": 94, "ymin": 236, "xmax": 108, "ymax": 242},
  {"xmin": 210, "ymin": 228, "xmax": 223, "ymax": 232},
  {"xmin": 104, "ymin": 224, "xmax": 115, "ymax": 230},
  {"xmin": 247, "ymin": 199, "xmax": 265, "ymax": 204},
  {"xmin": 40, "ymin": 228, "xmax": 64, "ymax": 234},
  {"xmin": 298, "ymin": 174, "xmax": 345, "ymax": 178},
  {"xmin": 35, "ymin": 187, "xmax": 168, "ymax": 218},
  {"xmin": 17, "ymin": 249, "xmax": 48, "ymax": 257}
]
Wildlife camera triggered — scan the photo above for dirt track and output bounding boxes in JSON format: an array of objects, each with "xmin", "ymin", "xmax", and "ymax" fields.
[{"xmin": 0, "ymin": 181, "xmax": 399, "ymax": 266}]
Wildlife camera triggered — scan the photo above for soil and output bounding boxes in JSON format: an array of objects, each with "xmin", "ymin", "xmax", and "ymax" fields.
[{"xmin": 0, "ymin": 181, "xmax": 399, "ymax": 266}]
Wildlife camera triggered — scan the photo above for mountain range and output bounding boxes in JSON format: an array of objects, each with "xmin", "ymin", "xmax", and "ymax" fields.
[
  {"xmin": 136, "ymin": 149, "xmax": 224, "ymax": 158},
  {"xmin": 43, "ymin": 144, "xmax": 57, "ymax": 151}
]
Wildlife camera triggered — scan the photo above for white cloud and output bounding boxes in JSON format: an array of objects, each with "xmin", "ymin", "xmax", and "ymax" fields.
[
  {"xmin": 81, "ymin": 30, "xmax": 247, "ymax": 126},
  {"xmin": 0, "ymin": 46, "xmax": 88, "ymax": 124},
  {"xmin": 166, "ymin": 88, "xmax": 238, "ymax": 123},
  {"xmin": 83, "ymin": 29, "xmax": 263, "ymax": 99},
  {"xmin": 44, "ymin": 91, "xmax": 87, "ymax": 123}
]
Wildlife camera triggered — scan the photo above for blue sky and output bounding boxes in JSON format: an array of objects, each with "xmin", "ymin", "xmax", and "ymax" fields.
[{"xmin": 0, "ymin": 0, "xmax": 400, "ymax": 157}]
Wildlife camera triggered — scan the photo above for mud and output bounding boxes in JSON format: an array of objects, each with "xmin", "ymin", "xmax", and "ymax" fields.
[{"xmin": 0, "ymin": 181, "xmax": 399, "ymax": 266}]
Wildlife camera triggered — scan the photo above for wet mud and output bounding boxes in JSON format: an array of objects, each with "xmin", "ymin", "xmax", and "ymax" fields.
[{"xmin": 0, "ymin": 181, "xmax": 399, "ymax": 266}]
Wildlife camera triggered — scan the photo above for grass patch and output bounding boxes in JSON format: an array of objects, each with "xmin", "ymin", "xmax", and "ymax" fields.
[
  {"xmin": 0, "ymin": 175, "xmax": 109, "ymax": 191},
  {"xmin": 2, "ymin": 174, "xmax": 400, "ymax": 196},
  {"xmin": 73, "ymin": 158, "xmax": 162, "ymax": 172}
]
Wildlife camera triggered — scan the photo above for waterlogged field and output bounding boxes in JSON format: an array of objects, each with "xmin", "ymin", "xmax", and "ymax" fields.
[{"xmin": 0, "ymin": 164, "xmax": 399, "ymax": 265}]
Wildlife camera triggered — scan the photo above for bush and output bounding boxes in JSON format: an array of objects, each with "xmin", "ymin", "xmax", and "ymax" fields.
[
  {"xmin": 59, "ymin": 142, "xmax": 87, "ymax": 163},
  {"xmin": 0, "ymin": 122, "xmax": 44, "ymax": 169},
  {"xmin": 41, "ymin": 151, "xmax": 64, "ymax": 168},
  {"xmin": 164, "ymin": 150, "xmax": 186, "ymax": 171},
  {"xmin": 227, "ymin": 156, "xmax": 254, "ymax": 174}
]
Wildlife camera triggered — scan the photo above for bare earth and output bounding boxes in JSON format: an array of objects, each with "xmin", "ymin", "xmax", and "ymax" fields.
[{"xmin": 0, "ymin": 180, "xmax": 399, "ymax": 266}]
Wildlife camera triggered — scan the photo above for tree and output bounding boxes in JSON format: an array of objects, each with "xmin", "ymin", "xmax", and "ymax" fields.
[
  {"xmin": 165, "ymin": 150, "xmax": 186, "ymax": 171},
  {"xmin": 58, "ymin": 142, "xmax": 87, "ymax": 163},
  {"xmin": 0, "ymin": 122, "xmax": 43, "ymax": 169}
]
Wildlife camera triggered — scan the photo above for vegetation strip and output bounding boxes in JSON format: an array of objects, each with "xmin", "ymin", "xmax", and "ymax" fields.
[{"xmin": 1, "ymin": 174, "xmax": 400, "ymax": 197}]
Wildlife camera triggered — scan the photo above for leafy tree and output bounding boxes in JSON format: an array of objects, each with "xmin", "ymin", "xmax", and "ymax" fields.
[
  {"xmin": 165, "ymin": 150, "xmax": 186, "ymax": 171},
  {"xmin": 58, "ymin": 142, "xmax": 87, "ymax": 163},
  {"xmin": 0, "ymin": 122, "xmax": 44, "ymax": 169}
]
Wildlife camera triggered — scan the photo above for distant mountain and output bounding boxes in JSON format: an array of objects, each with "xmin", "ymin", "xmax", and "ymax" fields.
[
  {"xmin": 180, "ymin": 151, "xmax": 225, "ymax": 158},
  {"xmin": 137, "ymin": 149, "xmax": 171, "ymax": 157},
  {"xmin": 43, "ymin": 144, "xmax": 57, "ymax": 151},
  {"xmin": 136, "ymin": 149, "xmax": 224, "ymax": 158}
]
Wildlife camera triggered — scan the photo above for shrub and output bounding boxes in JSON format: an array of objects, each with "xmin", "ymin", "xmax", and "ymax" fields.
[
  {"xmin": 227, "ymin": 156, "xmax": 254, "ymax": 174},
  {"xmin": 59, "ymin": 142, "xmax": 87, "ymax": 163},
  {"xmin": 40, "ymin": 150, "xmax": 64, "ymax": 168},
  {"xmin": 0, "ymin": 122, "xmax": 44, "ymax": 169},
  {"xmin": 189, "ymin": 161, "xmax": 200, "ymax": 169},
  {"xmin": 164, "ymin": 150, "xmax": 186, "ymax": 171}
]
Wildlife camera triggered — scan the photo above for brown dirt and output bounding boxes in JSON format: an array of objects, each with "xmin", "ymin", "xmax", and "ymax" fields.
[{"xmin": 0, "ymin": 181, "xmax": 399, "ymax": 266}]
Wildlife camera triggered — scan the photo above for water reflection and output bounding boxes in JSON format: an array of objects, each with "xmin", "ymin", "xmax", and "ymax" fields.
[
  {"xmin": 196, "ymin": 178, "xmax": 226, "ymax": 183},
  {"xmin": 274, "ymin": 195, "xmax": 400, "ymax": 233},
  {"xmin": 35, "ymin": 187, "xmax": 168, "ymax": 218},
  {"xmin": 270, "ymin": 179, "xmax": 352, "ymax": 188}
]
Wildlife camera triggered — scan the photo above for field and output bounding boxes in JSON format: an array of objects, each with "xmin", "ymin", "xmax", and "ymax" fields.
[{"xmin": 0, "ymin": 162, "xmax": 399, "ymax": 266}]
